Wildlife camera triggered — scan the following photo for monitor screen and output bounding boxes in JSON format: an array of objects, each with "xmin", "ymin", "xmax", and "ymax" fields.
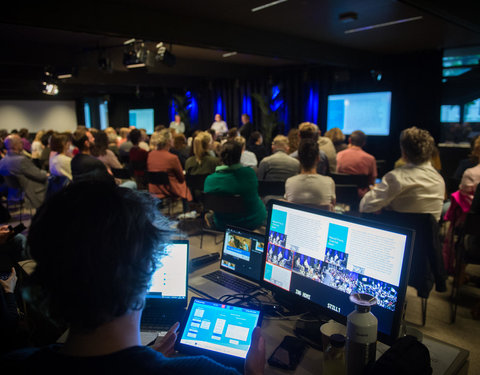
[
  {"xmin": 221, "ymin": 226, "xmax": 265, "ymax": 283},
  {"xmin": 148, "ymin": 241, "xmax": 189, "ymax": 300},
  {"xmin": 129, "ymin": 108, "xmax": 154, "ymax": 134},
  {"xmin": 327, "ymin": 91, "xmax": 392, "ymax": 136},
  {"xmin": 440, "ymin": 105, "xmax": 460, "ymax": 123},
  {"xmin": 464, "ymin": 99, "xmax": 480, "ymax": 122},
  {"xmin": 262, "ymin": 200, "xmax": 413, "ymax": 344}
]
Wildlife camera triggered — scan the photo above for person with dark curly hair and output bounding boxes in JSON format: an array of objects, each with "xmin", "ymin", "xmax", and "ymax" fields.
[
  {"xmin": 1, "ymin": 181, "xmax": 265, "ymax": 374},
  {"xmin": 360, "ymin": 126, "xmax": 445, "ymax": 220}
]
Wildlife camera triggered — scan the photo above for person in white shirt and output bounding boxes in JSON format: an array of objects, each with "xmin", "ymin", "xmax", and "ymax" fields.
[
  {"xmin": 360, "ymin": 127, "xmax": 445, "ymax": 221},
  {"xmin": 49, "ymin": 132, "xmax": 72, "ymax": 180},
  {"xmin": 169, "ymin": 114, "xmax": 185, "ymax": 134},
  {"xmin": 235, "ymin": 136, "xmax": 258, "ymax": 168},
  {"xmin": 210, "ymin": 113, "xmax": 228, "ymax": 137}
]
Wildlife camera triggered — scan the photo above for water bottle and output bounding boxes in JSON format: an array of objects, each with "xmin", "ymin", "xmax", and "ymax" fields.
[
  {"xmin": 323, "ymin": 333, "xmax": 346, "ymax": 375},
  {"xmin": 346, "ymin": 293, "xmax": 377, "ymax": 375}
]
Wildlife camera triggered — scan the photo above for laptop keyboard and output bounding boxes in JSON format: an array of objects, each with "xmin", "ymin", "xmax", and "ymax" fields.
[
  {"xmin": 141, "ymin": 310, "xmax": 183, "ymax": 332},
  {"xmin": 202, "ymin": 270, "xmax": 257, "ymax": 294}
]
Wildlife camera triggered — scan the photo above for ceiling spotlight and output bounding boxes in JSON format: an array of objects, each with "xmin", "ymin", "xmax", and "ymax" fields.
[
  {"xmin": 57, "ymin": 74, "xmax": 72, "ymax": 79},
  {"xmin": 155, "ymin": 42, "xmax": 176, "ymax": 67},
  {"xmin": 42, "ymin": 82, "xmax": 59, "ymax": 95},
  {"xmin": 123, "ymin": 39, "xmax": 148, "ymax": 69},
  {"xmin": 222, "ymin": 51, "xmax": 238, "ymax": 58},
  {"xmin": 370, "ymin": 70, "xmax": 383, "ymax": 82}
]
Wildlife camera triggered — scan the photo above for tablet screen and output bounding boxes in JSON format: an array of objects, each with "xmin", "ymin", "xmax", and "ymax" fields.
[{"xmin": 179, "ymin": 299, "xmax": 261, "ymax": 359}]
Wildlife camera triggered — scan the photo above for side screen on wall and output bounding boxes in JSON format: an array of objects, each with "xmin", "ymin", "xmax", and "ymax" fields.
[
  {"xmin": 464, "ymin": 99, "xmax": 480, "ymax": 123},
  {"xmin": 327, "ymin": 92, "xmax": 392, "ymax": 136},
  {"xmin": 440, "ymin": 105, "xmax": 460, "ymax": 123},
  {"xmin": 129, "ymin": 108, "xmax": 154, "ymax": 134}
]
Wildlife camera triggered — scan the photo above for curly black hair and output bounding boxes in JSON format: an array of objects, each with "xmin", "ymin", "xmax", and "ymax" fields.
[
  {"xmin": 25, "ymin": 181, "xmax": 173, "ymax": 332},
  {"xmin": 298, "ymin": 139, "xmax": 319, "ymax": 171}
]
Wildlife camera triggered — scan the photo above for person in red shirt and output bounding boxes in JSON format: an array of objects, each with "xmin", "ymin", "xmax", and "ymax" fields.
[
  {"xmin": 336, "ymin": 130, "xmax": 377, "ymax": 186},
  {"xmin": 129, "ymin": 129, "xmax": 148, "ymax": 187}
]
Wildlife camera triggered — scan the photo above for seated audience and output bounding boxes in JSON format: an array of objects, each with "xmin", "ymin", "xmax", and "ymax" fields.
[
  {"xmin": 185, "ymin": 132, "xmax": 219, "ymax": 175},
  {"xmin": 71, "ymin": 129, "xmax": 113, "ymax": 184},
  {"xmin": 317, "ymin": 127, "xmax": 337, "ymax": 173},
  {"xmin": 19, "ymin": 129, "xmax": 31, "ymax": 154},
  {"xmin": 204, "ymin": 141, "xmax": 267, "ymax": 231},
  {"xmin": 31, "ymin": 131, "xmax": 45, "ymax": 168},
  {"xmin": 118, "ymin": 128, "xmax": 133, "ymax": 162},
  {"xmin": 285, "ymin": 139, "xmax": 336, "ymax": 210},
  {"xmin": 236, "ymin": 136, "xmax": 258, "ymax": 168},
  {"xmin": 459, "ymin": 136, "xmax": 480, "ymax": 205},
  {"xmin": 139, "ymin": 129, "xmax": 150, "ymax": 152},
  {"xmin": 360, "ymin": 127, "xmax": 445, "ymax": 221},
  {"xmin": 247, "ymin": 131, "xmax": 267, "ymax": 163},
  {"xmin": 147, "ymin": 129, "xmax": 192, "ymax": 201},
  {"xmin": 290, "ymin": 123, "xmax": 329, "ymax": 175},
  {"xmin": 210, "ymin": 113, "xmax": 228, "ymax": 137},
  {"xmin": 39, "ymin": 131, "xmax": 53, "ymax": 171},
  {"xmin": 0, "ymin": 135, "xmax": 48, "ymax": 208},
  {"xmin": 117, "ymin": 127, "xmax": 130, "ymax": 147},
  {"xmin": 91, "ymin": 131, "xmax": 123, "ymax": 171},
  {"xmin": 105, "ymin": 127, "xmax": 119, "ymax": 156},
  {"xmin": 287, "ymin": 129, "xmax": 299, "ymax": 155},
  {"xmin": 129, "ymin": 129, "xmax": 148, "ymax": 181},
  {"xmin": 336, "ymin": 130, "xmax": 377, "ymax": 185},
  {"xmin": 257, "ymin": 135, "xmax": 299, "ymax": 181},
  {"xmin": 395, "ymin": 145, "xmax": 442, "ymax": 171},
  {"xmin": 239, "ymin": 114, "xmax": 254, "ymax": 141},
  {"xmin": 1, "ymin": 181, "xmax": 265, "ymax": 374},
  {"xmin": 325, "ymin": 127, "xmax": 347, "ymax": 153},
  {"xmin": 170, "ymin": 133, "xmax": 190, "ymax": 169},
  {"xmin": 169, "ymin": 114, "xmax": 185, "ymax": 134},
  {"xmin": 49, "ymin": 133, "xmax": 72, "ymax": 181}
]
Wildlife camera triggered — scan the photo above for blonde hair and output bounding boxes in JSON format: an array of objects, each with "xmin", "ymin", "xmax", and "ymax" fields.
[
  {"xmin": 193, "ymin": 131, "xmax": 213, "ymax": 162},
  {"xmin": 400, "ymin": 126, "xmax": 435, "ymax": 165},
  {"xmin": 151, "ymin": 129, "xmax": 172, "ymax": 150},
  {"xmin": 234, "ymin": 135, "xmax": 246, "ymax": 148},
  {"xmin": 324, "ymin": 127, "xmax": 345, "ymax": 144},
  {"xmin": 272, "ymin": 135, "xmax": 289, "ymax": 150},
  {"xmin": 298, "ymin": 122, "xmax": 319, "ymax": 133},
  {"xmin": 34, "ymin": 130, "xmax": 45, "ymax": 142},
  {"xmin": 472, "ymin": 136, "xmax": 480, "ymax": 163}
]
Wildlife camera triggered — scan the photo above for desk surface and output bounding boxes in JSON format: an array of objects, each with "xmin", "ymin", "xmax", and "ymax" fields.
[{"xmin": 177, "ymin": 261, "xmax": 470, "ymax": 375}]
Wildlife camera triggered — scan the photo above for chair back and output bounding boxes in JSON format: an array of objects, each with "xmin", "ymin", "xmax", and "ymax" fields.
[
  {"xmin": 335, "ymin": 184, "xmax": 360, "ymax": 211},
  {"xmin": 46, "ymin": 175, "xmax": 70, "ymax": 200},
  {"xmin": 146, "ymin": 171, "xmax": 170, "ymax": 186},
  {"xmin": 376, "ymin": 160, "xmax": 387, "ymax": 179},
  {"xmin": 130, "ymin": 160, "xmax": 146, "ymax": 173},
  {"xmin": 330, "ymin": 172, "xmax": 369, "ymax": 188},
  {"xmin": 201, "ymin": 193, "xmax": 245, "ymax": 214},
  {"xmin": 3, "ymin": 175, "xmax": 25, "ymax": 202},
  {"xmin": 258, "ymin": 180, "xmax": 286, "ymax": 197},
  {"xmin": 186, "ymin": 173, "xmax": 209, "ymax": 202},
  {"xmin": 111, "ymin": 168, "xmax": 131, "ymax": 180}
]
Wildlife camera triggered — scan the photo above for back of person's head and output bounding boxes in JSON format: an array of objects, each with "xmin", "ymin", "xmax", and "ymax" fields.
[
  {"xmin": 41, "ymin": 130, "xmax": 54, "ymax": 147},
  {"xmin": 129, "ymin": 129, "xmax": 142, "ymax": 146},
  {"xmin": 324, "ymin": 127, "xmax": 345, "ymax": 144},
  {"xmin": 287, "ymin": 129, "xmax": 299, "ymax": 153},
  {"xmin": 152, "ymin": 129, "xmax": 172, "ymax": 150},
  {"xmin": 298, "ymin": 122, "xmax": 319, "ymax": 141},
  {"xmin": 72, "ymin": 129, "xmax": 89, "ymax": 151},
  {"xmin": 234, "ymin": 135, "xmax": 246, "ymax": 150},
  {"xmin": 227, "ymin": 128, "xmax": 239, "ymax": 140},
  {"xmin": 25, "ymin": 181, "xmax": 172, "ymax": 332},
  {"xmin": 91, "ymin": 131, "xmax": 109, "ymax": 157},
  {"xmin": 400, "ymin": 126, "xmax": 435, "ymax": 165},
  {"xmin": 154, "ymin": 125, "xmax": 166, "ymax": 133},
  {"xmin": 34, "ymin": 130, "xmax": 46, "ymax": 142},
  {"xmin": 249, "ymin": 131, "xmax": 262, "ymax": 145},
  {"xmin": 119, "ymin": 127, "xmax": 130, "ymax": 139},
  {"xmin": 4, "ymin": 134, "xmax": 22, "ymax": 153},
  {"xmin": 19, "ymin": 128, "xmax": 29, "ymax": 139},
  {"xmin": 193, "ymin": 131, "xmax": 212, "ymax": 162},
  {"xmin": 220, "ymin": 141, "xmax": 242, "ymax": 166},
  {"xmin": 298, "ymin": 138, "xmax": 319, "ymax": 171},
  {"xmin": 49, "ymin": 133, "xmax": 68, "ymax": 154},
  {"xmin": 207, "ymin": 128, "xmax": 216, "ymax": 139},
  {"xmin": 173, "ymin": 133, "xmax": 187, "ymax": 150},
  {"xmin": 350, "ymin": 130, "xmax": 366, "ymax": 147},
  {"xmin": 272, "ymin": 135, "xmax": 289, "ymax": 152},
  {"xmin": 105, "ymin": 127, "xmax": 118, "ymax": 143},
  {"xmin": 471, "ymin": 136, "xmax": 480, "ymax": 163}
]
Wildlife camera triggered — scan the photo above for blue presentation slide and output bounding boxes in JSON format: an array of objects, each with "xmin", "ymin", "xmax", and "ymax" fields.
[
  {"xmin": 327, "ymin": 92, "xmax": 392, "ymax": 136},
  {"xmin": 129, "ymin": 108, "xmax": 154, "ymax": 134},
  {"xmin": 180, "ymin": 300, "xmax": 260, "ymax": 359},
  {"xmin": 326, "ymin": 223, "xmax": 349, "ymax": 253},
  {"xmin": 440, "ymin": 105, "xmax": 460, "ymax": 123},
  {"xmin": 270, "ymin": 209, "xmax": 287, "ymax": 234}
]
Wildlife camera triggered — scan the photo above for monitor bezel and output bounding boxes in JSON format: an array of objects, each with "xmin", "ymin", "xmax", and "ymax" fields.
[{"xmin": 261, "ymin": 200, "xmax": 414, "ymax": 345}]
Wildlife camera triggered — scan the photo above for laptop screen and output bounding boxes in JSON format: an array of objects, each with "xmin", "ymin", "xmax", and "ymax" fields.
[
  {"xmin": 220, "ymin": 226, "xmax": 265, "ymax": 283},
  {"xmin": 147, "ymin": 241, "xmax": 189, "ymax": 300}
]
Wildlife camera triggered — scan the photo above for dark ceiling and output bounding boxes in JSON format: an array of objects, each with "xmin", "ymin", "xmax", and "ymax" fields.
[{"xmin": 1, "ymin": 0, "xmax": 479, "ymax": 97}]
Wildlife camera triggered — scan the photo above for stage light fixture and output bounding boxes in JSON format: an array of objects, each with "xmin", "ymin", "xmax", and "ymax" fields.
[
  {"xmin": 123, "ymin": 39, "xmax": 148, "ymax": 69},
  {"xmin": 155, "ymin": 42, "xmax": 176, "ymax": 67},
  {"xmin": 41, "ymin": 70, "xmax": 59, "ymax": 95}
]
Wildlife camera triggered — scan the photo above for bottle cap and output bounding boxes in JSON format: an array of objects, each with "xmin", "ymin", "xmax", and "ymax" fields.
[
  {"xmin": 329, "ymin": 334, "xmax": 346, "ymax": 348},
  {"xmin": 350, "ymin": 293, "xmax": 377, "ymax": 312}
]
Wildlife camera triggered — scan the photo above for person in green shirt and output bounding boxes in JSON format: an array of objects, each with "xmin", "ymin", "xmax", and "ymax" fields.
[{"xmin": 204, "ymin": 141, "xmax": 267, "ymax": 231}]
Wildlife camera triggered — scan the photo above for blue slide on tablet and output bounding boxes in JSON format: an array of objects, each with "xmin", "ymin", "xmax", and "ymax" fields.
[{"xmin": 177, "ymin": 298, "xmax": 262, "ymax": 361}]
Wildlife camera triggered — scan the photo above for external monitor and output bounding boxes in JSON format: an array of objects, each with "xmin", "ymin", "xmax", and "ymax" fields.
[
  {"xmin": 440, "ymin": 105, "xmax": 460, "ymax": 123},
  {"xmin": 326, "ymin": 91, "xmax": 392, "ymax": 136},
  {"xmin": 464, "ymin": 99, "xmax": 480, "ymax": 122},
  {"xmin": 262, "ymin": 200, "xmax": 414, "ymax": 345},
  {"xmin": 129, "ymin": 108, "xmax": 154, "ymax": 134}
]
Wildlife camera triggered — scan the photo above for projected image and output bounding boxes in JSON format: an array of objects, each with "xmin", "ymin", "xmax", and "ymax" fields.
[
  {"xmin": 269, "ymin": 231, "xmax": 286, "ymax": 247},
  {"xmin": 267, "ymin": 244, "xmax": 293, "ymax": 270},
  {"xmin": 440, "ymin": 105, "xmax": 460, "ymax": 123},
  {"xmin": 129, "ymin": 108, "xmax": 154, "ymax": 134},
  {"xmin": 327, "ymin": 91, "xmax": 392, "ymax": 136},
  {"xmin": 464, "ymin": 99, "xmax": 480, "ymax": 122}
]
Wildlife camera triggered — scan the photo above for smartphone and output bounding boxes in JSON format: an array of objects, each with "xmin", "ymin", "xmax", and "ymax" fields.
[
  {"xmin": 8, "ymin": 223, "xmax": 26, "ymax": 238},
  {"xmin": 268, "ymin": 336, "xmax": 307, "ymax": 371}
]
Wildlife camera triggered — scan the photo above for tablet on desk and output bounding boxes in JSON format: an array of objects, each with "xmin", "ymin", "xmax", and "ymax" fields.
[{"xmin": 176, "ymin": 297, "xmax": 263, "ymax": 367}]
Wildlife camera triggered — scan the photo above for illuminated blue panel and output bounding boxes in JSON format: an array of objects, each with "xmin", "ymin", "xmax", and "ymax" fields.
[
  {"xmin": 99, "ymin": 101, "xmax": 109, "ymax": 130},
  {"xmin": 215, "ymin": 95, "xmax": 225, "ymax": 119},
  {"xmin": 169, "ymin": 99, "xmax": 176, "ymax": 122},
  {"xmin": 305, "ymin": 87, "xmax": 319, "ymax": 124},
  {"xmin": 242, "ymin": 95, "xmax": 253, "ymax": 119},
  {"xmin": 129, "ymin": 108, "xmax": 154, "ymax": 134},
  {"xmin": 84, "ymin": 102, "xmax": 91, "ymax": 128}
]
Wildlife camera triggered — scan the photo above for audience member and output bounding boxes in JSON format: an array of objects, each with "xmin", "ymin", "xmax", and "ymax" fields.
[
  {"xmin": 117, "ymin": 127, "xmax": 130, "ymax": 147},
  {"xmin": 204, "ymin": 141, "xmax": 267, "ymax": 230},
  {"xmin": 459, "ymin": 136, "xmax": 480, "ymax": 205},
  {"xmin": 170, "ymin": 133, "xmax": 190, "ymax": 169},
  {"xmin": 336, "ymin": 130, "xmax": 377, "ymax": 185},
  {"xmin": 147, "ymin": 129, "xmax": 192, "ymax": 202},
  {"xmin": 226, "ymin": 128, "xmax": 239, "ymax": 142},
  {"xmin": 169, "ymin": 114, "xmax": 185, "ymax": 134},
  {"xmin": 360, "ymin": 127, "xmax": 445, "ymax": 220},
  {"xmin": 287, "ymin": 129, "xmax": 299, "ymax": 155},
  {"xmin": 104, "ymin": 127, "xmax": 120, "ymax": 156},
  {"xmin": 71, "ymin": 129, "xmax": 113, "ymax": 184},
  {"xmin": 139, "ymin": 129, "xmax": 150, "ymax": 152},
  {"xmin": 1, "ymin": 181, "xmax": 265, "ymax": 374},
  {"xmin": 317, "ymin": 127, "xmax": 337, "ymax": 173},
  {"xmin": 285, "ymin": 139, "xmax": 336, "ymax": 210},
  {"xmin": 129, "ymin": 129, "xmax": 148, "ymax": 181},
  {"xmin": 235, "ymin": 136, "xmax": 258, "ymax": 168},
  {"xmin": 31, "ymin": 131, "xmax": 45, "ymax": 168},
  {"xmin": 91, "ymin": 131, "xmax": 123, "ymax": 171},
  {"xmin": 185, "ymin": 132, "xmax": 219, "ymax": 175},
  {"xmin": 39, "ymin": 131, "xmax": 53, "ymax": 171},
  {"xmin": 454, "ymin": 136, "xmax": 480, "ymax": 180},
  {"xmin": 210, "ymin": 114, "xmax": 228, "ymax": 137},
  {"xmin": 395, "ymin": 145, "xmax": 442, "ymax": 171},
  {"xmin": 290, "ymin": 123, "xmax": 329, "ymax": 175},
  {"xmin": 49, "ymin": 133, "xmax": 72, "ymax": 181},
  {"xmin": 247, "ymin": 131, "xmax": 267, "ymax": 163},
  {"xmin": 257, "ymin": 135, "xmax": 299, "ymax": 181},
  {"xmin": 18, "ymin": 129, "xmax": 31, "ymax": 154},
  {"xmin": 0, "ymin": 135, "xmax": 47, "ymax": 208},
  {"xmin": 239, "ymin": 114, "xmax": 254, "ymax": 141},
  {"xmin": 324, "ymin": 127, "xmax": 347, "ymax": 153}
]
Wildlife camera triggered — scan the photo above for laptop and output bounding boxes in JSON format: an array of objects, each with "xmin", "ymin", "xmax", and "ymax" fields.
[
  {"xmin": 189, "ymin": 226, "xmax": 266, "ymax": 299},
  {"xmin": 140, "ymin": 240, "xmax": 189, "ymax": 332}
]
